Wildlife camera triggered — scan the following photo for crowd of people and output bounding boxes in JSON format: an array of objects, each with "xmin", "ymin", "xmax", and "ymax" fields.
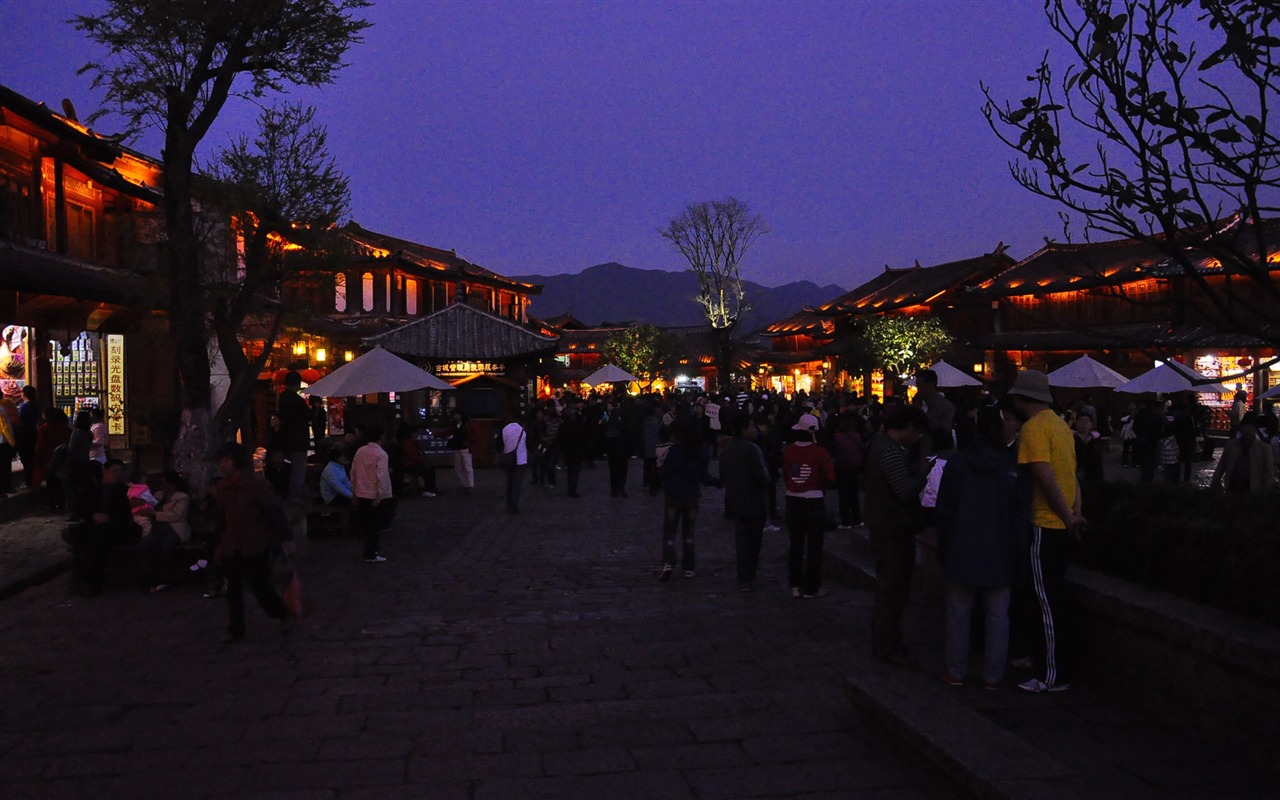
[{"xmin": 27, "ymin": 361, "xmax": 1280, "ymax": 661}]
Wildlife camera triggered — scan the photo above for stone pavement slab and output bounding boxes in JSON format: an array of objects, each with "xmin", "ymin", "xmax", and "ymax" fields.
[{"xmin": 0, "ymin": 462, "xmax": 955, "ymax": 799}]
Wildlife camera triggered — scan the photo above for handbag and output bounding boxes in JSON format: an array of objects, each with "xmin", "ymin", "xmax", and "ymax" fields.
[
  {"xmin": 497, "ymin": 428, "xmax": 524, "ymax": 470},
  {"xmin": 283, "ymin": 570, "xmax": 312, "ymax": 619}
]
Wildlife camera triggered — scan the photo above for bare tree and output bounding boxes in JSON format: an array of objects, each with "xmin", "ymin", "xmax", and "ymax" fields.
[
  {"xmin": 982, "ymin": 0, "xmax": 1280, "ymax": 345},
  {"xmin": 204, "ymin": 102, "xmax": 351, "ymax": 446},
  {"xmin": 660, "ymin": 197, "xmax": 768, "ymax": 388},
  {"xmin": 75, "ymin": 0, "xmax": 370, "ymax": 481}
]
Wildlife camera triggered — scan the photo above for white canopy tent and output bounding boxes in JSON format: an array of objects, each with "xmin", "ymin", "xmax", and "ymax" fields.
[
  {"xmin": 905, "ymin": 360, "xmax": 982, "ymax": 388},
  {"xmin": 583, "ymin": 364, "xmax": 639, "ymax": 385},
  {"xmin": 301, "ymin": 346, "xmax": 455, "ymax": 397},
  {"xmin": 1047, "ymin": 354, "xmax": 1129, "ymax": 388},
  {"xmin": 1114, "ymin": 361, "xmax": 1232, "ymax": 395}
]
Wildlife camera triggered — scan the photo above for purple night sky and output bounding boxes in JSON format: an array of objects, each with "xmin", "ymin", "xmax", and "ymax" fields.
[{"xmin": 2, "ymin": 0, "xmax": 1078, "ymax": 291}]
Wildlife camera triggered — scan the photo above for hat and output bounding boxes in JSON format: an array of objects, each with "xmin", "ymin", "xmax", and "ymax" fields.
[
  {"xmin": 791, "ymin": 413, "xmax": 820, "ymax": 432},
  {"xmin": 1006, "ymin": 370, "xmax": 1054, "ymax": 404}
]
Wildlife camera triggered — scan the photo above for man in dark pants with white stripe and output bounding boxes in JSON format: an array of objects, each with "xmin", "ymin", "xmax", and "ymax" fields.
[{"xmin": 1007, "ymin": 370, "xmax": 1086, "ymax": 693}]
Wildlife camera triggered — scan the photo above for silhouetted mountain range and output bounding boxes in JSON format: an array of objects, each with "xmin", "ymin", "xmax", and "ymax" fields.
[{"xmin": 514, "ymin": 262, "xmax": 845, "ymax": 329}]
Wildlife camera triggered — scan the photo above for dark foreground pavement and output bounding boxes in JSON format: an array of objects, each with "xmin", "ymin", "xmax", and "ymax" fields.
[{"xmin": 0, "ymin": 464, "xmax": 953, "ymax": 800}]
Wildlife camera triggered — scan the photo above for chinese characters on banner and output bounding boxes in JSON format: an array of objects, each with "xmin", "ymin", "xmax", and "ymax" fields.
[{"xmin": 106, "ymin": 334, "xmax": 125, "ymax": 435}]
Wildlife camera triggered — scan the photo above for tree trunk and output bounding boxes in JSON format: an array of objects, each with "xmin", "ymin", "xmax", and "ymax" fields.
[{"xmin": 163, "ymin": 123, "xmax": 213, "ymax": 488}]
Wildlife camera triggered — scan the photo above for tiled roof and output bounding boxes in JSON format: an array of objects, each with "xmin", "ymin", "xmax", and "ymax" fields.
[
  {"xmin": 365, "ymin": 302, "xmax": 558, "ymax": 360},
  {"xmin": 816, "ymin": 251, "xmax": 1015, "ymax": 315},
  {"xmin": 763, "ymin": 308, "xmax": 828, "ymax": 336},
  {"xmin": 971, "ymin": 321, "xmax": 1280, "ymax": 351},
  {"xmin": 974, "ymin": 217, "xmax": 1280, "ymax": 297},
  {"xmin": 337, "ymin": 222, "xmax": 542, "ymax": 295}
]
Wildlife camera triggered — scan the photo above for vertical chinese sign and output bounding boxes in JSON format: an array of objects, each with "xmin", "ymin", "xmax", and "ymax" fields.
[{"xmin": 106, "ymin": 334, "xmax": 126, "ymax": 436}]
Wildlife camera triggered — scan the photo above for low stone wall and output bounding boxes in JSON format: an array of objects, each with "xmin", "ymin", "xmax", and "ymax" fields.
[{"xmin": 1068, "ymin": 566, "xmax": 1280, "ymax": 771}]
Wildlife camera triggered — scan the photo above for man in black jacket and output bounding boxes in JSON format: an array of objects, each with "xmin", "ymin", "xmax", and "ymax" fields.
[
  {"xmin": 718, "ymin": 415, "xmax": 770, "ymax": 591},
  {"xmin": 75, "ymin": 458, "xmax": 139, "ymax": 595}
]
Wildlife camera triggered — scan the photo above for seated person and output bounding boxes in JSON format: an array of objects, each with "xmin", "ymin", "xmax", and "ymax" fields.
[
  {"xmin": 395, "ymin": 424, "xmax": 437, "ymax": 497},
  {"xmin": 75, "ymin": 458, "xmax": 140, "ymax": 596},
  {"xmin": 135, "ymin": 471, "xmax": 192, "ymax": 593},
  {"xmin": 319, "ymin": 447, "xmax": 353, "ymax": 506},
  {"xmin": 263, "ymin": 447, "xmax": 290, "ymax": 499}
]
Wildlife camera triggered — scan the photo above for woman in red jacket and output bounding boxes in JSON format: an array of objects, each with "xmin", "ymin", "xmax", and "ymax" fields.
[{"xmin": 782, "ymin": 413, "xmax": 836, "ymax": 599}]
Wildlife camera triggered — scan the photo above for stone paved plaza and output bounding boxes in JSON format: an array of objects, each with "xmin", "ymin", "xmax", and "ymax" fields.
[{"xmin": 0, "ymin": 464, "xmax": 951, "ymax": 800}]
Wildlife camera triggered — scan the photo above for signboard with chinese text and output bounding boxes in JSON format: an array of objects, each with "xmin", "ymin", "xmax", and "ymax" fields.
[
  {"xmin": 106, "ymin": 334, "xmax": 126, "ymax": 435},
  {"xmin": 427, "ymin": 360, "xmax": 505, "ymax": 378}
]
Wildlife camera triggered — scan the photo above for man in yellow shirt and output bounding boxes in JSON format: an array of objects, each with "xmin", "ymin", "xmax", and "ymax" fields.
[{"xmin": 1008, "ymin": 370, "xmax": 1085, "ymax": 693}]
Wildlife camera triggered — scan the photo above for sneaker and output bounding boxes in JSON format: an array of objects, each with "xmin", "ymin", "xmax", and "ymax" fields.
[
  {"xmin": 942, "ymin": 672, "xmax": 965, "ymax": 687},
  {"xmin": 985, "ymin": 681, "xmax": 1002, "ymax": 691},
  {"xmin": 421, "ymin": 491, "xmax": 437, "ymax": 498},
  {"xmin": 1018, "ymin": 677, "xmax": 1070, "ymax": 693},
  {"xmin": 803, "ymin": 588, "xmax": 828, "ymax": 598},
  {"xmin": 148, "ymin": 584, "xmax": 169, "ymax": 594},
  {"xmin": 837, "ymin": 524, "xmax": 852, "ymax": 530},
  {"xmin": 189, "ymin": 559, "xmax": 208, "ymax": 572},
  {"xmin": 659, "ymin": 564, "xmax": 673, "ymax": 582},
  {"xmin": 1010, "ymin": 656, "xmax": 1033, "ymax": 670},
  {"xmin": 791, "ymin": 586, "xmax": 802, "ymax": 599},
  {"xmin": 683, "ymin": 570, "xmax": 695, "ymax": 579},
  {"xmin": 764, "ymin": 523, "xmax": 781, "ymax": 533},
  {"xmin": 364, "ymin": 555, "xmax": 388, "ymax": 563}
]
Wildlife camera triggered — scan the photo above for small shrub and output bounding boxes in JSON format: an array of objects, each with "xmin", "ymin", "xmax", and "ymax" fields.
[{"xmin": 1077, "ymin": 482, "xmax": 1280, "ymax": 627}]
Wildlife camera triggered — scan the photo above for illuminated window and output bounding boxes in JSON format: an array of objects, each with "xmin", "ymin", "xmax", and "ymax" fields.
[
  {"xmin": 384, "ymin": 275, "xmax": 391, "ymax": 312},
  {"xmin": 361, "ymin": 272, "xmax": 373, "ymax": 312},
  {"xmin": 334, "ymin": 273, "xmax": 347, "ymax": 312},
  {"xmin": 406, "ymin": 278, "xmax": 418, "ymax": 315}
]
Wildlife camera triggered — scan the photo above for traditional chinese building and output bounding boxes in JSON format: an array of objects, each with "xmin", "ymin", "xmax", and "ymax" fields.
[
  {"xmin": 249, "ymin": 222, "xmax": 549, "ymax": 437},
  {"xmin": 760, "ymin": 248, "xmax": 1014, "ymax": 398},
  {"xmin": 0, "ymin": 84, "xmax": 187, "ymax": 463},
  {"xmin": 752, "ymin": 309, "xmax": 835, "ymax": 396},
  {"xmin": 969, "ymin": 216, "xmax": 1280, "ymax": 428}
]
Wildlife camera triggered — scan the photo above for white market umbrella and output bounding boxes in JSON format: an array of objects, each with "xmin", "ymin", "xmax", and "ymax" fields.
[
  {"xmin": 583, "ymin": 364, "xmax": 639, "ymax": 385},
  {"xmin": 909, "ymin": 360, "xmax": 981, "ymax": 388},
  {"xmin": 301, "ymin": 346, "xmax": 454, "ymax": 397},
  {"xmin": 1115, "ymin": 361, "xmax": 1231, "ymax": 395},
  {"xmin": 1047, "ymin": 354, "xmax": 1129, "ymax": 388}
]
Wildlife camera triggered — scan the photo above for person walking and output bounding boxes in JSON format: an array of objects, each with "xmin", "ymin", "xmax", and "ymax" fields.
[
  {"xmin": 829, "ymin": 413, "xmax": 865, "ymax": 529},
  {"xmin": 782, "ymin": 413, "xmax": 836, "ymax": 599},
  {"xmin": 935, "ymin": 405, "xmax": 1030, "ymax": 689},
  {"xmin": 1007, "ymin": 370, "xmax": 1085, "ymax": 693},
  {"xmin": 1210, "ymin": 416, "xmax": 1276, "ymax": 494},
  {"xmin": 718, "ymin": 415, "xmax": 771, "ymax": 591},
  {"xmin": 276, "ymin": 371, "xmax": 312, "ymax": 503},
  {"xmin": 864, "ymin": 405, "xmax": 929, "ymax": 665},
  {"xmin": 658, "ymin": 418, "xmax": 720, "ymax": 581},
  {"xmin": 500, "ymin": 410, "xmax": 528, "ymax": 514},
  {"xmin": 210, "ymin": 443, "xmax": 293, "ymax": 641},
  {"xmin": 351, "ymin": 424, "xmax": 393, "ymax": 561},
  {"xmin": 446, "ymin": 410, "xmax": 476, "ymax": 494},
  {"xmin": 558, "ymin": 402, "xmax": 588, "ymax": 497},
  {"xmin": 601, "ymin": 400, "xmax": 631, "ymax": 497}
]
